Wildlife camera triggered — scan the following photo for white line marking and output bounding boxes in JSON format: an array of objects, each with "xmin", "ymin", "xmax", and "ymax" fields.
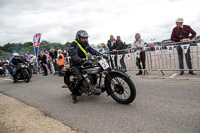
[
  {"xmin": 169, "ymin": 73, "xmax": 177, "ymax": 79},
  {"xmin": 3, "ymin": 79, "xmax": 13, "ymax": 81}
]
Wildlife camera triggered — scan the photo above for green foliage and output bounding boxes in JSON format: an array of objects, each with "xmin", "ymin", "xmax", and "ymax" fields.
[{"xmin": 0, "ymin": 41, "xmax": 72, "ymax": 59}]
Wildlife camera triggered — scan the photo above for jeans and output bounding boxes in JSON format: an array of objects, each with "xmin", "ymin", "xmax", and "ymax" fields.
[
  {"xmin": 12, "ymin": 67, "xmax": 17, "ymax": 76},
  {"xmin": 53, "ymin": 59, "xmax": 58, "ymax": 73},
  {"xmin": 120, "ymin": 55, "xmax": 126, "ymax": 70}
]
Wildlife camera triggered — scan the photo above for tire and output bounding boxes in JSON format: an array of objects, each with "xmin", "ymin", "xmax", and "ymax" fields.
[
  {"xmin": 64, "ymin": 71, "xmax": 75, "ymax": 92},
  {"xmin": 28, "ymin": 68, "xmax": 32, "ymax": 79},
  {"xmin": 23, "ymin": 70, "xmax": 30, "ymax": 83},
  {"xmin": 106, "ymin": 72, "xmax": 136, "ymax": 104}
]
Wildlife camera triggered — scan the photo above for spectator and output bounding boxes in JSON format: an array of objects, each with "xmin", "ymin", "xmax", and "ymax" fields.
[
  {"xmin": 112, "ymin": 36, "xmax": 126, "ymax": 70},
  {"xmin": 132, "ymin": 33, "xmax": 145, "ymax": 75},
  {"xmin": 99, "ymin": 43, "xmax": 110, "ymax": 54},
  {"xmin": 49, "ymin": 49, "xmax": 58, "ymax": 75},
  {"xmin": 39, "ymin": 51, "xmax": 48, "ymax": 76},
  {"xmin": 29, "ymin": 54, "xmax": 37, "ymax": 74},
  {"xmin": 63, "ymin": 50, "xmax": 67, "ymax": 58},
  {"xmin": 171, "ymin": 18, "xmax": 196, "ymax": 75},
  {"xmin": 25, "ymin": 53, "xmax": 31, "ymax": 62},
  {"xmin": 107, "ymin": 35, "xmax": 115, "ymax": 68},
  {"xmin": 45, "ymin": 50, "xmax": 53, "ymax": 74},
  {"xmin": 57, "ymin": 49, "xmax": 65, "ymax": 76}
]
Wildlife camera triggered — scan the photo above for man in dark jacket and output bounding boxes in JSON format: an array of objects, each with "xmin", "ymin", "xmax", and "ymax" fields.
[
  {"xmin": 68, "ymin": 30, "xmax": 106, "ymax": 102},
  {"xmin": 112, "ymin": 36, "xmax": 126, "ymax": 69},
  {"xmin": 107, "ymin": 35, "xmax": 115, "ymax": 68},
  {"xmin": 39, "ymin": 51, "xmax": 48, "ymax": 76},
  {"xmin": 49, "ymin": 49, "xmax": 58, "ymax": 75},
  {"xmin": 171, "ymin": 18, "xmax": 196, "ymax": 75}
]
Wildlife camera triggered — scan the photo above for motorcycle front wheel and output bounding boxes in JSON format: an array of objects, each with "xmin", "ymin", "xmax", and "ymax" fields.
[
  {"xmin": 23, "ymin": 70, "xmax": 30, "ymax": 83},
  {"xmin": 106, "ymin": 72, "xmax": 136, "ymax": 104}
]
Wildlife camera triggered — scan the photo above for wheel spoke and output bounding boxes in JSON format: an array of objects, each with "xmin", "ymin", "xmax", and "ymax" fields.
[{"xmin": 112, "ymin": 77, "xmax": 119, "ymax": 84}]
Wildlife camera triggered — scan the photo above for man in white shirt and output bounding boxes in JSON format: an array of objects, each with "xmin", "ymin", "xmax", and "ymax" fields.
[{"xmin": 132, "ymin": 33, "xmax": 146, "ymax": 75}]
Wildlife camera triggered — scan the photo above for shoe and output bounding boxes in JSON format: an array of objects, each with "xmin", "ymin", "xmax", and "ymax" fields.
[
  {"xmin": 62, "ymin": 85, "xmax": 68, "ymax": 88},
  {"xmin": 93, "ymin": 88, "xmax": 101, "ymax": 95},
  {"xmin": 71, "ymin": 92, "xmax": 81, "ymax": 96},
  {"xmin": 50, "ymin": 72, "xmax": 53, "ymax": 74},
  {"xmin": 136, "ymin": 72, "xmax": 142, "ymax": 75},
  {"xmin": 42, "ymin": 74, "xmax": 48, "ymax": 76},
  {"xmin": 179, "ymin": 73, "xmax": 184, "ymax": 75},
  {"xmin": 72, "ymin": 95, "xmax": 77, "ymax": 103},
  {"xmin": 189, "ymin": 72, "xmax": 196, "ymax": 75}
]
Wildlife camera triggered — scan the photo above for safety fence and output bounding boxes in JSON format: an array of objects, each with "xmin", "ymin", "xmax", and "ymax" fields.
[{"xmin": 105, "ymin": 39, "xmax": 200, "ymax": 75}]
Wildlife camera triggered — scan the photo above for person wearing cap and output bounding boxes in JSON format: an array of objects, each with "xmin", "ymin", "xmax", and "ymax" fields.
[
  {"xmin": 171, "ymin": 18, "xmax": 196, "ymax": 75},
  {"xmin": 57, "ymin": 49, "xmax": 65, "ymax": 76}
]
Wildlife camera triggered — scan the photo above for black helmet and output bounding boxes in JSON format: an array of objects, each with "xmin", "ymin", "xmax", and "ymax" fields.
[{"xmin": 76, "ymin": 30, "xmax": 89, "ymax": 46}]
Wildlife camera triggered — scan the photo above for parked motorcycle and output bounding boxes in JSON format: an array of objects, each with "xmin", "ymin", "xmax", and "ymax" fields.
[{"xmin": 64, "ymin": 56, "xmax": 136, "ymax": 104}]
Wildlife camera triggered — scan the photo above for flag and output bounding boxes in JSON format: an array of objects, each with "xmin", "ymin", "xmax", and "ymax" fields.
[
  {"xmin": 111, "ymin": 55, "xmax": 115, "ymax": 60},
  {"xmin": 197, "ymin": 43, "xmax": 200, "ymax": 48},
  {"xmin": 33, "ymin": 33, "xmax": 41, "ymax": 67},
  {"xmin": 135, "ymin": 51, "xmax": 140, "ymax": 58},
  {"xmin": 166, "ymin": 46, "xmax": 174, "ymax": 53},
  {"xmin": 180, "ymin": 44, "xmax": 190, "ymax": 54},
  {"xmin": 155, "ymin": 46, "xmax": 160, "ymax": 54},
  {"xmin": 118, "ymin": 55, "xmax": 122, "ymax": 59},
  {"xmin": 126, "ymin": 53, "xmax": 131, "ymax": 60}
]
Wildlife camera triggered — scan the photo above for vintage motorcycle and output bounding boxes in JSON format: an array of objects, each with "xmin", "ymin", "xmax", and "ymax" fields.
[
  {"xmin": 64, "ymin": 56, "xmax": 136, "ymax": 104},
  {"xmin": 11, "ymin": 63, "xmax": 30, "ymax": 83}
]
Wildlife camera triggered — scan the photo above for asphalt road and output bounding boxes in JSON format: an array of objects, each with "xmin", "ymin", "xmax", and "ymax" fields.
[{"xmin": 0, "ymin": 74, "xmax": 200, "ymax": 133}]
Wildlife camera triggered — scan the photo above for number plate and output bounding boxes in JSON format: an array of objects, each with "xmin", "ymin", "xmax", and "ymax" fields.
[{"xmin": 99, "ymin": 59, "xmax": 109, "ymax": 70}]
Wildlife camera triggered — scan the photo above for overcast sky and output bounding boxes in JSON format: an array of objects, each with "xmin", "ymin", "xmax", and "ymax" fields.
[{"xmin": 0, "ymin": 0, "xmax": 200, "ymax": 46}]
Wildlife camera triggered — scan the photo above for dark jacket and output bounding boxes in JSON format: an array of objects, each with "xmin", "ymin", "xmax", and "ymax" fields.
[
  {"xmin": 112, "ymin": 40, "xmax": 125, "ymax": 54},
  {"xmin": 49, "ymin": 51, "xmax": 55, "ymax": 59},
  {"xmin": 9, "ymin": 58, "xmax": 26, "ymax": 66},
  {"xmin": 107, "ymin": 39, "xmax": 116, "ymax": 51},
  {"xmin": 68, "ymin": 40, "xmax": 100, "ymax": 66},
  {"xmin": 38, "ymin": 54, "xmax": 47, "ymax": 64},
  {"xmin": 171, "ymin": 25, "xmax": 196, "ymax": 42}
]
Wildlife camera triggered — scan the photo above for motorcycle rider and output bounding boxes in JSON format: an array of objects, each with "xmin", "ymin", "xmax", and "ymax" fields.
[
  {"xmin": 9, "ymin": 53, "xmax": 26, "ymax": 82},
  {"xmin": 68, "ymin": 30, "xmax": 107, "ymax": 102}
]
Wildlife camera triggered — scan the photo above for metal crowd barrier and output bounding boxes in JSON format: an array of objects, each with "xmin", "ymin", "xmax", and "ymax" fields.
[{"xmin": 102, "ymin": 39, "xmax": 200, "ymax": 75}]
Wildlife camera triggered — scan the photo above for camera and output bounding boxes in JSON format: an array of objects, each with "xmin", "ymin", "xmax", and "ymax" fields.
[{"xmin": 177, "ymin": 35, "xmax": 185, "ymax": 39}]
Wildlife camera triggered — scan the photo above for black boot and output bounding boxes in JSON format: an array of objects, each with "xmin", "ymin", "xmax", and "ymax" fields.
[
  {"xmin": 136, "ymin": 71, "xmax": 142, "ymax": 75},
  {"xmin": 72, "ymin": 95, "xmax": 77, "ymax": 103}
]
